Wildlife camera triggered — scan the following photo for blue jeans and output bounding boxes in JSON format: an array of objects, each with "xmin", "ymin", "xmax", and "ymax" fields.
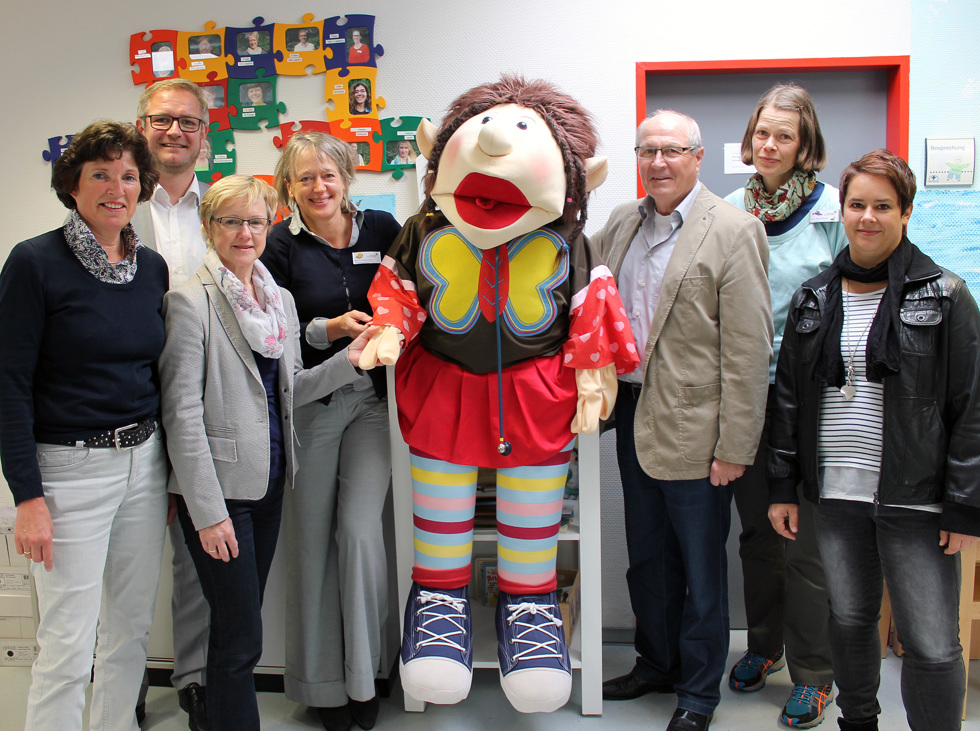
[
  {"xmin": 177, "ymin": 474, "xmax": 285, "ymax": 731},
  {"xmin": 615, "ymin": 388, "xmax": 733, "ymax": 716},
  {"xmin": 813, "ymin": 499, "xmax": 964, "ymax": 730}
]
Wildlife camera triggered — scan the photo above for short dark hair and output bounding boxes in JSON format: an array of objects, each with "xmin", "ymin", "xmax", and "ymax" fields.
[
  {"xmin": 51, "ymin": 121, "xmax": 158, "ymax": 209},
  {"xmin": 740, "ymin": 84, "xmax": 827, "ymax": 173},
  {"xmin": 839, "ymin": 148, "xmax": 916, "ymax": 214}
]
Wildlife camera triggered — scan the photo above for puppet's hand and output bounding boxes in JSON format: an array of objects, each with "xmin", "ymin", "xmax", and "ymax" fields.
[
  {"xmin": 357, "ymin": 326, "xmax": 404, "ymax": 369},
  {"xmin": 570, "ymin": 364, "xmax": 618, "ymax": 434}
]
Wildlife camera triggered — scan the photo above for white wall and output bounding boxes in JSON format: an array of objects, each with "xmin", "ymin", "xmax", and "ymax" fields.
[{"xmin": 0, "ymin": 0, "xmax": 911, "ymax": 500}]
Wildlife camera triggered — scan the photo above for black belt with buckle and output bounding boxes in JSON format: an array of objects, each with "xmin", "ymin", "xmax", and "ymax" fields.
[{"xmin": 48, "ymin": 419, "xmax": 158, "ymax": 450}]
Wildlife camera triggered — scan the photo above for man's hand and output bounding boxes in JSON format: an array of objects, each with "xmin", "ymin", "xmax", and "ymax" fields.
[{"xmin": 709, "ymin": 458, "xmax": 745, "ymax": 487}]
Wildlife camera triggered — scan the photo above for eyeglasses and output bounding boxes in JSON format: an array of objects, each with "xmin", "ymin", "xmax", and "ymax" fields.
[
  {"xmin": 143, "ymin": 115, "xmax": 206, "ymax": 133},
  {"xmin": 634, "ymin": 146, "xmax": 698, "ymax": 160},
  {"xmin": 211, "ymin": 216, "xmax": 271, "ymax": 233}
]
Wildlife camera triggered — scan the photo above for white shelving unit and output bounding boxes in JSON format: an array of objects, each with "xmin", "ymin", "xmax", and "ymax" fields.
[{"xmin": 386, "ymin": 369, "xmax": 603, "ymax": 715}]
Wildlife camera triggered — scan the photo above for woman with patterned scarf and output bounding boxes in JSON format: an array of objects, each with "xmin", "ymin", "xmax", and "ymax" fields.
[
  {"xmin": 724, "ymin": 84, "xmax": 846, "ymax": 729},
  {"xmin": 159, "ymin": 175, "xmax": 375, "ymax": 731},
  {"xmin": 0, "ymin": 121, "xmax": 169, "ymax": 731}
]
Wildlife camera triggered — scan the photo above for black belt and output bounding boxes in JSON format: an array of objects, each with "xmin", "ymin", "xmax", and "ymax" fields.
[{"xmin": 47, "ymin": 419, "xmax": 158, "ymax": 450}]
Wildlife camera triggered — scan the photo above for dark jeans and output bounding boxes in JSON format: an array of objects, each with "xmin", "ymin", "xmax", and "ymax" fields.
[
  {"xmin": 733, "ymin": 388, "xmax": 833, "ymax": 685},
  {"xmin": 177, "ymin": 474, "xmax": 285, "ymax": 731},
  {"xmin": 615, "ymin": 387, "xmax": 733, "ymax": 717},
  {"xmin": 813, "ymin": 499, "xmax": 964, "ymax": 730}
]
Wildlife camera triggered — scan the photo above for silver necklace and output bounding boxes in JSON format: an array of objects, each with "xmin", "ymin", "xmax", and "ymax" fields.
[{"xmin": 840, "ymin": 282, "xmax": 874, "ymax": 400}]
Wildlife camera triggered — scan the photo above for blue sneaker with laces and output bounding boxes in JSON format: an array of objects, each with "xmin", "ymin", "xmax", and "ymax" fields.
[
  {"xmin": 496, "ymin": 590, "xmax": 571, "ymax": 713},
  {"xmin": 400, "ymin": 582, "xmax": 473, "ymax": 704},
  {"xmin": 781, "ymin": 683, "xmax": 833, "ymax": 727},
  {"xmin": 729, "ymin": 649, "xmax": 786, "ymax": 691}
]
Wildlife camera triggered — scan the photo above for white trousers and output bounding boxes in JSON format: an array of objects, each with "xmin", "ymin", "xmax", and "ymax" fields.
[{"xmin": 24, "ymin": 431, "xmax": 168, "ymax": 731}]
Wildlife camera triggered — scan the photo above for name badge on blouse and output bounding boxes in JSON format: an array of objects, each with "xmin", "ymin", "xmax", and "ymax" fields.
[
  {"xmin": 809, "ymin": 209, "xmax": 840, "ymax": 223},
  {"xmin": 352, "ymin": 251, "xmax": 382, "ymax": 265}
]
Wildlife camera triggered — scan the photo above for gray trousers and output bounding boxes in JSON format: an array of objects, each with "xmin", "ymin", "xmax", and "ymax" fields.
[
  {"xmin": 284, "ymin": 385, "xmax": 391, "ymax": 707},
  {"xmin": 733, "ymin": 393, "xmax": 834, "ymax": 687}
]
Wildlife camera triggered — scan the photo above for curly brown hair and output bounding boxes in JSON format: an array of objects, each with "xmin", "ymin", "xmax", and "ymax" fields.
[
  {"xmin": 52, "ymin": 121, "xmax": 157, "ymax": 209},
  {"xmin": 422, "ymin": 75, "xmax": 598, "ymax": 242}
]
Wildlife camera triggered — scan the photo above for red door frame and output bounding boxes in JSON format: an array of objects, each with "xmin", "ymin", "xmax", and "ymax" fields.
[{"xmin": 635, "ymin": 57, "xmax": 910, "ymax": 197}]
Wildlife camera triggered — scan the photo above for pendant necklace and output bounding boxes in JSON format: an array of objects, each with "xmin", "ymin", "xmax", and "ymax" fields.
[{"xmin": 840, "ymin": 282, "xmax": 874, "ymax": 401}]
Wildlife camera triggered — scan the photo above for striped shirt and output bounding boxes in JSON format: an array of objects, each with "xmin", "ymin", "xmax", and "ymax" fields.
[{"xmin": 818, "ymin": 288, "xmax": 884, "ymax": 501}]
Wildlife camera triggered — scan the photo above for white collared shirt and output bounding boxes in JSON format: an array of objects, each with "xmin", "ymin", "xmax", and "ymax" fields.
[
  {"xmin": 619, "ymin": 182, "xmax": 701, "ymax": 384},
  {"xmin": 148, "ymin": 177, "xmax": 206, "ymax": 288}
]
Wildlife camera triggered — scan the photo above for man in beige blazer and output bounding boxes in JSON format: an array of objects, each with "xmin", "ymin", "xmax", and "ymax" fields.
[{"xmin": 595, "ymin": 111, "xmax": 773, "ymax": 731}]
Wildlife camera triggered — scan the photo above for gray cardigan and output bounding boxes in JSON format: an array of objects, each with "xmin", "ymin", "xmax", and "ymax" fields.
[{"xmin": 159, "ymin": 266, "xmax": 361, "ymax": 530}]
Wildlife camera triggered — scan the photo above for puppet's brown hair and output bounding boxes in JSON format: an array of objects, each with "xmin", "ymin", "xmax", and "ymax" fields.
[{"xmin": 422, "ymin": 75, "xmax": 598, "ymax": 243}]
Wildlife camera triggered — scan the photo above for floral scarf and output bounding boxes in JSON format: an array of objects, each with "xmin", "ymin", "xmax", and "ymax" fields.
[
  {"xmin": 743, "ymin": 169, "xmax": 817, "ymax": 223},
  {"xmin": 64, "ymin": 209, "xmax": 141, "ymax": 284},
  {"xmin": 204, "ymin": 248, "xmax": 287, "ymax": 359}
]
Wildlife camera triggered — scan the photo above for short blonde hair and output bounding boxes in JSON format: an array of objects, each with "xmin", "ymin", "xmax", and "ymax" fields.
[
  {"xmin": 273, "ymin": 131, "xmax": 355, "ymax": 214},
  {"xmin": 137, "ymin": 78, "xmax": 209, "ymax": 128},
  {"xmin": 199, "ymin": 175, "xmax": 278, "ymax": 247}
]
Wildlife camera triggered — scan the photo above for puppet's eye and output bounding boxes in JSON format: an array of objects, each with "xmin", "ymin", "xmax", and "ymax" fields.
[
  {"xmin": 516, "ymin": 121, "xmax": 528, "ymax": 130},
  {"xmin": 481, "ymin": 116, "xmax": 492, "ymax": 124}
]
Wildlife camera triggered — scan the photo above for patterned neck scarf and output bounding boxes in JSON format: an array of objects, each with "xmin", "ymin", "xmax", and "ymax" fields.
[
  {"xmin": 204, "ymin": 248, "xmax": 287, "ymax": 359},
  {"xmin": 743, "ymin": 169, "xmax": 817, "ymax": 223},
  {"xmin": 64, "ymin": 209, "xmax": 141, "ymax": 284}
]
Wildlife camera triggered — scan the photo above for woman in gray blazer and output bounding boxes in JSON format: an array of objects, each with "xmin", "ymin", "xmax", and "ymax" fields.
[{"xmin": 159, "ymin": 175, "xmax": 373, "ymax": 731}]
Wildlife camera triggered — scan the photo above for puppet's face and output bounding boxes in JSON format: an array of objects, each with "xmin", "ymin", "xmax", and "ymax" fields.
[{"xmin": 431, "ymin": 104, "xmax": 566, "ymax": 250}]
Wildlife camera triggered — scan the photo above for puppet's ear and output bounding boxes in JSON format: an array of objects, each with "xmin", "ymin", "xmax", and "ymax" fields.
[
  {"xmin": 416, "ymin": 118, "xmax": 438, "ymax": 159},
  {"xmin": 585, "ymin": 156, "xmax": 609, "ymax": 192}
]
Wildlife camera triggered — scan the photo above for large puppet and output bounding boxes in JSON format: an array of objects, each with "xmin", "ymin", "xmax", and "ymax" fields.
[{"xmin": 359, "ymin": 76, "xmax": 638, "ymax": 713}]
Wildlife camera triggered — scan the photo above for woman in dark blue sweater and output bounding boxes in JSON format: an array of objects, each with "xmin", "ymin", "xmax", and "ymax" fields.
[{"xmin": 0, "ymin": 121, "xmax": 169, "ymax": 731}]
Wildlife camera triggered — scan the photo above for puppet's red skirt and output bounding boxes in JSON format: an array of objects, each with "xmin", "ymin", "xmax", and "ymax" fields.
[{"xmin": 393, "ymin": 342, "xmax": 577, "ymax": 467}]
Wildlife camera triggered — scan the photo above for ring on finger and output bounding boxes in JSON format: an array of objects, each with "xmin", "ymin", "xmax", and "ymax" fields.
[{"xmin": 24, "ymin": 551, "xmax": 32, "ymax": 557}]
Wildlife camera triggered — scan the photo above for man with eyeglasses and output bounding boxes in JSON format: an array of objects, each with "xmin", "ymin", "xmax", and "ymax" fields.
[
  {"xmin": 131, "ymin": 77, "xmax": 211, "ymax": 731},
  {"xmin": 594, "ymin": 110, "xmax": 773, "ymax": 731}
]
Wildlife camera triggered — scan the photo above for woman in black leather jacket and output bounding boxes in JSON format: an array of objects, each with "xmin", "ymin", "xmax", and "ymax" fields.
[{"xmin": 766, "ymin": 149, "xmax": 980, "ymax": 731}]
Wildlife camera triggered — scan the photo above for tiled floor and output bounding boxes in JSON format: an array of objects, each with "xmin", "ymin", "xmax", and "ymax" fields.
[{"xmin": 3, "ymin": 633, "xmax": 979, "ymax": 730}]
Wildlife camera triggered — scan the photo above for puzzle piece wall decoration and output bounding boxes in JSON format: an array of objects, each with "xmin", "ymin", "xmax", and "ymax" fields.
[
  {"xmin": 333, "ymin": 118, "xmax": 383, "ymax": 172},
  {"xmin": 228, "ymin": 70, "xmax": 286, "ymax": 130},
  {"xmin": 324, "ymin": 67, "xmax": 383, "ymax": 123},
  {"xmin": 41, "ymin": 135, "xmax": 74, "ymax": 169},
  {"xmin": 274, "ymin": 14, "xmax": 329, "ymax": 76},
  {"xmin": 253, "ymin": 174, "xmax": 291, "ymax": 223},
  {"xmin": 198, "ymin": 74, "xmax": 235, "ymax": 131},
  {"xmin": 380, "ymin": 116, "xmax": 427, "ymax": 179},
  {"xmin": 323, "ymin": 15, "xmax": 383, "ymax": 75},
  {"xmin": 130, "ymin": 30, "xmax": 179, "ymax": 85},
  {"xmin": 176, "ymin": 23, "xmax": 228, "ymax": 83},
  {"xmin": 196, "ymin": 124, "xmax": 236, "ymax": 183},
  {"xmin": 225, "ymin": 18, "xmax": 277, "ymax": 79},
  {"xmin": 271, "ymin": 119, "xmax": 334, "ymax": 150}
]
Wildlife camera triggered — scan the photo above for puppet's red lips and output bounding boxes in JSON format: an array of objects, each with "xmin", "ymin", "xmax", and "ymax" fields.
[{"xmin": 453, "ymin": 173, "xmax": 530, "ymax": 229}]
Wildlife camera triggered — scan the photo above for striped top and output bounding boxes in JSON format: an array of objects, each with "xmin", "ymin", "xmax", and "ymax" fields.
[{"xmin": 818, "ymin": 288, "xmax": 884, "ymax": 501}]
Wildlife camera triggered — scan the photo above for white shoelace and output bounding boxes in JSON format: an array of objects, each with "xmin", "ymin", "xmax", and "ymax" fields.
[
  {"xmin": 505, "ymin": 601, "xmax": 564, "ymax": 662},
  {"xmin": 413, "ymin": 590, "xmax": 468, "ymax": 652}
]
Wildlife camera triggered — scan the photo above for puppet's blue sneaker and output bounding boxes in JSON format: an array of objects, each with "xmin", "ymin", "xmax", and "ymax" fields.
[
  {"xmin": 496, "ymin": 590, "xmax": 571, "ymax": 713},
  {"xmin": 400, "ymin": 582, "xmax": 472, "ymax": 704}
]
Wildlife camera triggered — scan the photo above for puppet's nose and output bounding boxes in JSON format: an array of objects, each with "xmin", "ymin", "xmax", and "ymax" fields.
[{"xmin": 478, "ymin": 119, "xmax": 513, "ymax": 157}]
